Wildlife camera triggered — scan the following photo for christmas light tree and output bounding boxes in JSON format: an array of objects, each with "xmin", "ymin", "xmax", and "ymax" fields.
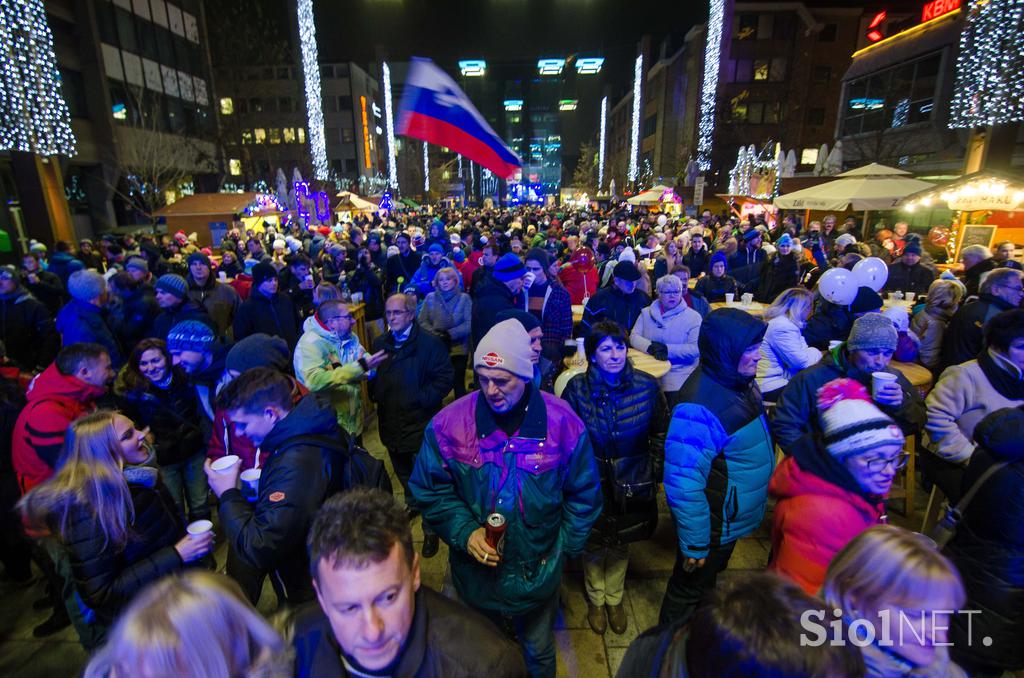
[
  {"xmin": 0, "ymin": 0, "xmax": 77, "ymax": 156},
  {"xmin": 949, "ymin": 0, "xmax": 1024, "ymax": 128}
]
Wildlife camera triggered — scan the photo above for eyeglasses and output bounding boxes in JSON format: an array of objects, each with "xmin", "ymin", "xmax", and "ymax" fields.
[{"xmin": 861, "ymin": 452, "xmax": 910, "ymax": 473}]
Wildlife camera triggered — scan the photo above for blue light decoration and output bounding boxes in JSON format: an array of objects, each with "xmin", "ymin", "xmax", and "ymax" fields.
[
  {"xmin": 504, "ymin": 99, "xmax": 524, "ymax": 112},
  {"xmin": 575, "ymin": 57, "xmax": 604, "ymax": 75},
  {"xmin": 0, "ymin": 0, "xmax": 77, "ymax": 156},
  {"xmin": 508, "ymin": 182, "xmax": 545, "ymax": 205},
  {"xmin": 537, "ymin": 58, "xmax": 565, "ymax": 75},
  {"xmin": 458, "ymin": 60, "xmax": 486, "ymax": 77},
  {"xmin": 378, "ymin": 190, "xmax": 394, "ymax": 213},
  {"xmin": 849, "ymin": 98, "xmax": 885, "ymax": 110},
  {"xmin": 292, "ymin": 182, "xmax": 330, "ymax": 225}
]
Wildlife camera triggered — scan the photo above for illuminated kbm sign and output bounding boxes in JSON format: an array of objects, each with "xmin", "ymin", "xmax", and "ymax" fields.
[{"xmin": 921, "ymin": 0, "xmax": 960, "ymax": 22}]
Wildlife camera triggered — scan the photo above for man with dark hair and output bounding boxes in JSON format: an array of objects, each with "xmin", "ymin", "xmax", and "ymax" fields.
[
  {"xmin": 885, "ymin": 239, "xmax": 936, "ymax": 296},
  {"xmin": 581, "ymin": 261, "xmax": 649, "ymax": 335},
  {"xmin": 292, "ymin": 488, "xmax": 528, "ymax": 677},
  {"xmin": 619, "ymin": 573, "xmax": 864, "ymax": 677},
  {"xmin": 150, "ymin": 273, "xmax": 213, "ymax": 341},
  {"xmin": 385, "ymin": 232, "xmax": 422, "ymax": 295},
  {"xmin": 469, "ymin": 241, "xmax": 500, "ymax": 297},
  {"xmin": 186, "ymin": 251, "xmax": 240, "ymax": 336},
  {"xmin": 233, "ymin": 261, "xmax": 302, "ymax": 350},
  {"xmin": 0, "ymin": 265, "xmax": 59, "ymax": 372},
  {"xmin": 278, "ymin": 252, "xmax": 318, "ymax": 318},
  {"xmin": 205, "ymin": 367, "xmax": 352, "ymax": 604}
]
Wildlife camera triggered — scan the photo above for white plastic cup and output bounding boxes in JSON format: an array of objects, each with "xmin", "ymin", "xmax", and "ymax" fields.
[
  {"xmin": 828, "ymin": 340, "xmax": 842, "ymax": 350},
  {"xmin": 240, "ymin": 469, "xmax": 261, "ymax": 501},
  {"xmin": 725, "ymin": 293, "xmax": 735, "ymax": 304},
  {"xmin": 906, "ymin": 292, "xmax": 916, "ymax": 302},
  {"xmin": 211, "ymin": 455, "xmax": 240, "ymax": 474},
  {"xmin": 186, "ymin": 519, "xmax": 213, "ymax": 538},
  {"xmin": 871, "ymin": 371, "xmax": 898, "ymax": 399},
  {"xmin": 741, "ymin": 293, "xmax": 754, "ymax": 306},
  {"xmin": 218, "ymin": 271, "xmax": 227, "ymax": 281}
]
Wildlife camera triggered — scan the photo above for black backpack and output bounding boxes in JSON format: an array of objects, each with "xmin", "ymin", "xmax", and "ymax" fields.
[{"xmin": 277, "ymin": 432, "xmax": 393, "ymax": 496}]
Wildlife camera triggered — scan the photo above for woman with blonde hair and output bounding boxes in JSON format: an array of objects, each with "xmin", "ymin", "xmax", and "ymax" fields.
[
  {"xmin": 823, "ymin": 525, "xmax": 966, "ymax": 677},
  {"xmin": 418, "ymin": 266, "xmax": 472, "ymax": 397},
  {"xmin": 910, "ymin": 279, "xmax": 964, "ymax": 371},
  {"xmin": 756, "ymin": 287, "xmax": 822, "ymax": 400},
  {"xmin": 84, "ymin": 571, "xmax": 290, "ymax": 678},
  {"xmin": 19, "ymin": 411, "xmax": 212, "ymax": 642}
]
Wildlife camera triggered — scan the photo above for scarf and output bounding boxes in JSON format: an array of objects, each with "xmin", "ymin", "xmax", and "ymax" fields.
[{"xmin": 978, "ymin": 348, "xmax": 1024, "ymax": 400}]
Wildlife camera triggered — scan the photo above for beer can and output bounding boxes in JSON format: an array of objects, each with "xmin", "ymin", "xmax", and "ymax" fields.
[{"xmin": 485, "ymin": 512, "xmax": 506, "ymax": 555}]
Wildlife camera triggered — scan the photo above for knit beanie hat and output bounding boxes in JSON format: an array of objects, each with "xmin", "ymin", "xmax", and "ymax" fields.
[
  {"xmin": 166, "ymin": 320, "xmax": 215, "ymax": 354},
  {"xmin": 473, "ymin": 319, "xmax": 534, "ymax": 380},
  {"xmin": 427, "ymin": 243, "xmax": 445, "ymax": 254},
  {"xmin": 847, "ymin": 312, "xmax": 898, "ymax": 352},
  {"xmin": 817, "ymin": 378, "xmax": 904, "ymax": 459},
  {"xmin": 155, "ymin": 274, "xmax": 188, "ymax": 299},
  {"xmin": 273, "ymin": 239, "xmax": 287, "ymax": 252},
  {"xmin": 251, "ymin": 262, "xmax": 278, "ymax": 288},
  {"xmin": 777, "ymin": 234, "xmax": 793, "ymax": 247},
  {"xmin": 904, "ymin": 239, "xmax": 923, "ymax": 255},
  {"xmin": 495, "ymin": 309, "xmax": 541, "ymax": 333},
  {"xmin": 849, "ymin": 286, "xmax": 883, "ymax": 314},
  {"xmin": 187, "ymin": 252, "xmax": 211, "ymax": 268},
  {"xmin": 125, "ymin": 255, "xmax": 149, "ymax": 273},
  {"xmin": 225, "ymin": 333, "xmax": 290, "ymax": 374},
  {"xmin": 524, "ymin": 247, "xmax": 551, "ymax": 270},
  {"xmin": 493, "ymin": 253, "xmax": 526, "ymax": 282},
  {"xmin": 452, "ymin": 249, "xmax": 466, "ymax": 263},
  {"xmin": 67, "ymin": 269, "xmax": 107, "ymax": 302},
  {"xmin": 710, "ymin": 251, "xmax": 728, "ymax": 269},
  {"xmin": 835, "ymin": 233, "xmax": 858, "ymax": 249}
]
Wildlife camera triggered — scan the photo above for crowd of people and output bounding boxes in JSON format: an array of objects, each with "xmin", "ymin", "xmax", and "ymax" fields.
[{"xmin": 1, "ymin": 205, "xmax": 1022, "ymax": 677}]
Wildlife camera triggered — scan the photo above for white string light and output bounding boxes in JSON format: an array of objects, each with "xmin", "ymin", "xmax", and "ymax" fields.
[
  {"xmin": 297, "ymin": 0, "xmax": 328, "ymax": 180},
  {"xmin": 628, "ymin": 54, "xmax": 642, "ymax": 183},
  {"xmin": 949, "ymin": 0, "xmax": 1024, "ymax": 128},
  {"xmin": 382, "ymin": 62, "xmax": 398, "ymax": 191},
  {"xmin": 0, "ymin": 0, "xmax": 76, "ymax": 156},
  {"xmin": 423, "ymin": 141, "xmax": 429, "ymax": 193},
  {"xmin": 697, "ymin": 0, "xmax": 726, "ymax": 171},
  {"xmin": 598, "ymin": 95, "xmax": 607, "ymax": 190}
]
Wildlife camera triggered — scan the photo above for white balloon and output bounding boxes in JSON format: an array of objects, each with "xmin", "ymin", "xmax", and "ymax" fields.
[
  {"xmin": 657, "ymin": 214, "xmax": 668, "ymax": 227},
  {"xmin": 852, "ymin": 257, "xmax": 889, "ymax": 292},
  {"xmin": 817, "ymin": 267, "xmax": 858, "ymax": 306}
]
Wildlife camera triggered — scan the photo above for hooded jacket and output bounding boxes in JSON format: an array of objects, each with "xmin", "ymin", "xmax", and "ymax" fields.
[
  {"xmin": 768, "ymin": 454, "xmax": 885, "ymax": 595},
  {"xmin": 233, "ymin": 289, "xmax": 302, "ymax": 351},
  {"xmin": 187, "ymin": 275, "xmax": 240, "ymax": 337},
  {"xmin": 217, "ymin": 393, "xmax": 350, "ymax": 604},
  {"xmin": 55, "ymin": 299, "xmax": 125, "ymax": 368},
  {"xmin": 773, "ymin": 345, "xmax": 925, "ymax": 459},
  {"xmin": 471, "ymin": 277, "xmax": 522, "ymax": 347},
  {"xmin": 12, "ymin": 363, "xmax": 105, "ymax": 492},
  {"xmin": 294, "ymin": 315, "xmax": 368, "ymax": 436},
  {"xmin": 408, "ymin": 387, "xmax": 602, "ymax": 615},
  {"xmin": 629, "ymin": 300, "xmax": 702, "ymax": 392},
  {"xmin": 940, "ymin": 293, "xmax": 1016, "ymax": 373},
  {"xmin": 664, "ymin": 309, "xmax": 774, "ymax": 558},
  {"xmin": 0, "ymin": 286, "xmax": 58, "ymax": 371},
  {"xmin": 945, "ymin": 407, "xmax": 1024, "ymax": 671},
  {"xmin": 408, "ymin": 255, "xmax": 456, "ymax": 297},
  {"xmin": 150, "ymin": 297, "xmax": 214, "ymax": 343}
]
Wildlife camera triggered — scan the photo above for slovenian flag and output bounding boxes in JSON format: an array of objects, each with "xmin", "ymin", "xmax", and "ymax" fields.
[{"xmin": 397, "ymin": 58, "xmax": 521, "ymax": 180}]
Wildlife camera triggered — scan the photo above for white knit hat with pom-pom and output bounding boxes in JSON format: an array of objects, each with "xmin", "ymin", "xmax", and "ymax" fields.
[{"xmin": 817, "ymin": 378, "xmax": 904, "ymax": 459}]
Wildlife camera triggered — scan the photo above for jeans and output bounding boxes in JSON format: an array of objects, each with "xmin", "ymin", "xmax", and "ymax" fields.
[
  {"xmin": 659, "ymin": 540, "xmax": 737, "ymax": 626},
  {"xmin": 162, "ymin": 452, "xmax": 210, "ymax": 522},
  {"xmin": 476, "ymin": 594, "xmax": 558, "ymax": 678},
  {"xmin": 583, "ymin": 542, "xmax": 629, "ymax": 606}
]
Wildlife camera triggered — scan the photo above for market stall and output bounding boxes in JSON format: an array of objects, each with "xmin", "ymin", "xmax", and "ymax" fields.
[
  {"xmin": 335, "ymin": 191, "xmax": 378, "ymax": 222},
  {"xmin": 153, "ymin": 193, "xmax": 284, "ymax": 248}
]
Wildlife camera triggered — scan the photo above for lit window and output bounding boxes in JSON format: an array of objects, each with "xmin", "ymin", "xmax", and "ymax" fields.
[
  {"xmin": 229, "ymin": 159, "xmax": 242, "ymax": 175},
  {"xmin": 801, "ymin": 148, "xmax": 819, "ymax": 165},
  {"xmin": 504, "ymin": 99, "xmax": 524, "ymax": 112},
  {"xmin": 558, "ymin": 99, "xmax": 578, "ymax": 111},
  {"xmin": 576, "ymin": 57, "xmax": 604, "ymax": 75},
  {"xmin": 112, "ymin": 102, "xmax": 127, "ymax": 120},
  {"xmin": 254, "ymin": 128, "xmax": 266, "ymax": 143},
  {"xmin": 298, "ymin": 128, "xmax": 305, "ymax": 144},
  {"xmin": 283, "ymin": 128, "xmax": 296, "ymax": 143},
  {"xmin": 220, "ymin": 97, "xmax": 234, "ymax": 115},
  {"xmin": 537, "ymin": 58, "xmax": 565, "ymax": 75},
  {"xmin": 754, "ymin": 61, "xmax": 769, "ymax": 81},
  {"xmin": 268, "ymin": 128, "xmax": 281, "ymax": 144},
  {"xmin": 241, "ymin": 129, "xmax": 253, "ymax": 145},
  {"xmin": 458, "ymin": 60, "xmax": 486, "ymax": 77}
]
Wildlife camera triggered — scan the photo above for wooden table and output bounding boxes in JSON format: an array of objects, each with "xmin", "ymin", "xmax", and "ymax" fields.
[
  {"xmin": 890, "ymin": 360, "xmax": 933, "ymax": 394},
  {"xmin": 886, "ymin": 360, "xmax": 934, "ymax": 522},
  {"xmin": 562, "ymin": 348, "xmax": 670, "ymax": 379},
  {"xmin": 710, "ymin": 301, "xmax": 768, "ymax": 317}
]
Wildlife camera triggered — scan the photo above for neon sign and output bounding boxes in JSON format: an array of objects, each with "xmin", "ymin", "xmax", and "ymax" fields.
[
  {"xmin": 360, "ymin": 96, "xmax": 371, "ymax": 170},
  {"xmin": 921, "ymin": 0, "xmax": 960, "ymax": 22}
]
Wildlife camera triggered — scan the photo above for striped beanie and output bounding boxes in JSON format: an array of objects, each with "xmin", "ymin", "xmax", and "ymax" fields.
[{"xmin": 817, "ymin": 378, "xmax": 904, "ymax": 459}]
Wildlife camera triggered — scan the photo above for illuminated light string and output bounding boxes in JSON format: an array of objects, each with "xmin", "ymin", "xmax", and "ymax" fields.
[
  {"xmin": 382, "ymin": 62, "xmax": 398, "ymax": 192},
  {"xmin": 0, "ymin": 0, "xmax": 76, "ymax": 156},
  {"xmin": 598, "ymin": 96, "xmax": 607, "ymax": 190},
  {"xmin": 628, "ymin": 54, "xmax": 642, "ymax": 183},
  {"xmin": 697, "ymin": 0, "xmax": 726, "ymax": 171},
  {"xmin": 423, "ymin": 142, "xmax": 429, "ymax": 193},
  {"xmin": 297, "ymin": 0, "xmax": 328, "ymax": 180},
  {"xmin": 950, "ymin": 0, "xmax": 1024, "ymax": 128}
]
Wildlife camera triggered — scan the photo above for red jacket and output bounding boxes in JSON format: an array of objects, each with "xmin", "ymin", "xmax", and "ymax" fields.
[
  {"xmin": 557, "ymin": 264, "xmax": 598, "ymax": 305},
  {"xmin": 768, "ymin": 456, "xmax": 885, "ymax": 595},
  {"xmin": 459, "ymin": 254, "xmax": 481, "ymax": 290},
  {"xmin": 13, "ymin": 363, "xmax": 105, "ymax": 493}
]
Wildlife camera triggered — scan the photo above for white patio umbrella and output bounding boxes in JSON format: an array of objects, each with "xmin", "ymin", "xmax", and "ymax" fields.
[
  {"xmin": 774, "ymin": 163, "xmax": 935, "ymax": 211},
  {"xmin": 627, "ymin": 184, "xmax": 675, "ymax": 205}
]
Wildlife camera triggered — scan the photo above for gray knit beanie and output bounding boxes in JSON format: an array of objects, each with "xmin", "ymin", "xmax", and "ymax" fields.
[
  {"xmin": 155, "ymin": 274, "xmax": 188, "ymax": 299},
  {"xmin": 847, "ymin": 312, "xmax": 898, "ymax": 353},
  {"xmin": 473, "ymin": 319, "xmax": 534, "ymax": 380},
  {"xmin": 67, "ymin": 269, "xmax": 107, "ymax": 302},
  {"xmin": 125, "ymin": 255, "xmax": 149, "ymax": 273}
]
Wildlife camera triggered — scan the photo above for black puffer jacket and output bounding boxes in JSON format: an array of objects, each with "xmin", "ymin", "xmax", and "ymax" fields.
[
  {"xmin": 348, "ymin": 262, "xmax": 385, "ymax": 321},
  {"xmin": 561, "ymin": 365, "xmax": 668, "ymax": 545},
  {"xmin": 370, "ymin": 324, "xmax": 453, "ymax": 454},
  {"xmin": 940, "ymin": 293, "xmax": 1016, "ymax": 373},
  {"xmin": 233, "ymin": 290, "xmax": 302, "ymax": 351},
  {"xmin": 946, "ymin": 407, "xmax": 1024, "ymax": 672},
  {"xmin": 115, "ymin": 371, "xmax": 205, "ymax": 467},
  {"xmin": 61, "ymin": 467, "xmax": 184, "ymax": 623},
  {"xmin": 0, "ymin": 287, "xmax": 58, "ymax": 371},
  {"xmin": 150, "ymin": 298, "xmax": 213, "ymax": 341}
]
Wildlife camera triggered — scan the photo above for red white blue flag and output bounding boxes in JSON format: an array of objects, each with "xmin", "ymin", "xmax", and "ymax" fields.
[{"xmin": 397, "ymin": 58, "xmax": 522, "ymax": 180}]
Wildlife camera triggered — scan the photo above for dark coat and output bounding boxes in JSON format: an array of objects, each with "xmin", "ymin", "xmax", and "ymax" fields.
[
  {"xmin": 755, "ymin": 252, "xmax": 799, "ymax": 303},
  {"xmin": 940, "ymin": 293, "xmax": 1016, "ymax": 373},
  {"xmin": 561, "ymin": 365, "xmax": 668, "ymax": 545},
  {"xmin": 109, "ymin": 285, "xmax": 158, "ymax": 350},
  {"xmin": 946, "ymin": 407, "xmax": 1024, "ymax": 671},
  {"xmin": 773, "ymin": 346, "xmax": 925, "ymax": 458},
  {"xmin": 46, "ymin": 252, "xmax": 84, "ymax": 287},
  {"xmin": 278, "ymin": 267, "xmax": 317, "ymax": 318},
  {"xmin": 150, "ymin": 298, "xmax": 214, "ymax": 343},
  {"xmin": 233, "ymin": 290, "xmax": 302, "ymax": 351},
  {"xmin": 385, "ymin": 251, "xmax": 423, "ymax": 295},
  {"xmin": 802, "ymin": 299, "xmax": 854, "ymax": 351},
  {"xmin": 692, "ymin": 273, "xmax": 739, "ymax": 303},
  {"xmin": 885, "ymin": 260, "xmax": 937, "ymax": 296},
  {"xmin": 115, "ymin": 372, "xmax": 205, "ymax": 466},
  {"xmin": 55, "ymin": 299, "xmax": 125, "ymax": 368},
  {"xmin": 61, "ymin": 468, "xmax": 184, "ymax": 623},
  {"xmin": 291, "ymin": 587, "xmax": 528, "ymax": 678},
  {"xmin": 370, "ymin": 324, "xmax": 453, "ymax": 454},
  {"xmin": 471, "ymin": 277, "xmax": 522, "ymax": 347},
  {"xmin": 681, "ymin": 247, "xmax": 711, "ymax": 277},
  {"xmin": 218, "ymin": 393, "xmax": 349, "ymax": 604},
  {"xmin": 580, "ymin": 286, "xmax": 649, "ymax": 335},
  {"xmin": 22, "ymin": 269, "xmax": 65, "ymax": 315},
  {"xmin": 964, "ymin": 258, "xmax": 1000, "ymax": 298},
  {"xmin": 0, "ymin": 288, "xmax": 58, "ymax": 371},
  {"xmin": 348, "ymin": 262, "xmax": 385, "ymax": 321}
]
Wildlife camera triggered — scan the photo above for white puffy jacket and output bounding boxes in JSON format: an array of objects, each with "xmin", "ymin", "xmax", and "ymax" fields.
[{"xmin": 756, "ymin": 315, "xmax": 822, "ymax": 395}]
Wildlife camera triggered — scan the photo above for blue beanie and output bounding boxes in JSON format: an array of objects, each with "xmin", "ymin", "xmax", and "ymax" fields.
[
  {"xmin": 710, "ymin": 251, "xmax": 728, "ymax": 269},
  {"xmin": 427, "ymin": 243, "xmax": 445, "ymax": 254},
  {"xmin": 166, "ymin": 320, "xmax": 215, "ymax": 354},
  {"xmin": 493, "ymin": 253, "xmax": 526, "ymax": 282},
  {"xmin": 777, "ymin": 234, "xmax": 793, "ymax": 247}
]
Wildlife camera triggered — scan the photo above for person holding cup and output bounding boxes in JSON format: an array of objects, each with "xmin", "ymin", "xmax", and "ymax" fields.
[
  {"xmin": 693, "ymin": 251, "xmax": 739, "ymax": 303},
  {"xmin": 773, "ymin": 313, "xmax": 925, "ymax": 459},
  {"xmin": 19, "ymin": 411, "xmax": 211, "ymax": 644}
]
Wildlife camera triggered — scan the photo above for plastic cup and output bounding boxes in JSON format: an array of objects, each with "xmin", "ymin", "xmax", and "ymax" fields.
[
  {"xmin": 186, "ymin": 519, "xmax": 213, "ymax": 538},
  {"xmin": 741, "ymin": 293, "xmax": 754, "ymax": 306},
  {"xmin": 871, "ymin": 371, "xmax": 898, "ymax": 399},
  {"xmin": 211, "ymin": 455, "xmax": 240, "ymax": 474},
  {"xmin": 240, "ymin": 469, "xmax": 261, "ymax": 501},
  {"xmin": 218, "ymin": 271, "xmax": 227, "ymax": 281},
  {"xmin": 906, "ymin": 292, "xmax": 916, "ymax": 302},
  {"xmin": 725, "ymin": 293, "xmax": 735, "ymax": 304}
]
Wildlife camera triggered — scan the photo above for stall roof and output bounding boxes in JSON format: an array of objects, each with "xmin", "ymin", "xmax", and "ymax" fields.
[
  {"xmin": 153, "ymin": 192, "xmax": 261, "ymax": 218},
  {"xmin": 898, "ymin": 169, "xmax": 1024, "ymax": 212}
]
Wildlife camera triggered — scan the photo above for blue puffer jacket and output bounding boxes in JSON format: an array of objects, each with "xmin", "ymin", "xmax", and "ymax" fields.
[{"xmin": 665, "ymin": 308, "xmax": 774, "ymax": 559}]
